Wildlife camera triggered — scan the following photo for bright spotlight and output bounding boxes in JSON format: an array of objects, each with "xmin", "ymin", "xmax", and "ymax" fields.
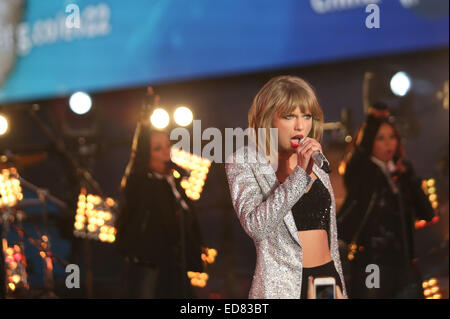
[
  {"xmin": 150, "ymin": 108, "xmax": 170, "ymax": 129},
  {"xmin": 174, "ymin": 106, "xmax": 193, "ymax": 127},
  {"xmin": 0, "ymin": 115, "xmax": 8, "ymax": 135},
  {"xmin": 390, "ymin": 72, "xmax": 411, "ymax": 97},
  {"xmin": 69, "ymin": 92, "xmax": 92, "ymax": 115}
]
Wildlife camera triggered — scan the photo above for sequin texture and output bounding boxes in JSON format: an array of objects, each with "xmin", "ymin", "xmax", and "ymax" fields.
[{"xmin": 292, "ymin": 178, "xmax": 331, "ymax": 232}]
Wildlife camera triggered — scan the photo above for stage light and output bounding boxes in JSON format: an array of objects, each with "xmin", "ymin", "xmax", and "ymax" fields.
[
  {"xmin": 173, "ymin": 170, "xmax": 181, "ymax": 179},
  {"xmin": 0, "ymin": 168, "xmax": 23, "ymax": 208},
  {"xmin": 0, "ymin": 114, "xmax": 8, "ymax": 135},
  {"xmin": 187, "ymin": 271, "xmax": 209, "ymax": 288},
  {"xmin": 73, "ymin": 189, "xmax": 118, "ymax": 243},
  {"xmin": 150, "ymin": 108, "xmax": 170, "ymax": 129},
  {"xmin": 201, "ymin": 247, "xmax": 218, "ymax": 265},
  {"xmin": 431, "ymin": 287, "xmax": 439, "ymax": 294},
  {"xmin": 174, "ymin": 106, "xmax": 193, "ymax": 127},
  {"xmin": 428, "ymin": 278, "xmax": 437, "ymax": 286},
  {"xmin": 414, "ymin": 219, "xmax": 427, "ymax": 229},
  {"xmin": 69, "ymin": 92, "xmax": 92, "ymax": 115},
  {"xmin": 170, "ymin": 148, "xmax": 211, "ymax": 201},
  {"xmin": 338, "ymin": 161, "xmax": 346, "ymax": 176},
  {"xmin": 420, "ymin": 178, "xmax": 439, "ymax": 217},
  {"xmin": 423, "ymin": 278, "xmax": 441, "ymax": 299},
  {"xmin": 390, "ymin": 71, "xmax": 411, "ymax": 97},
  {"xmin": 188, "ymin": 247, "xmax": 217, "ymax": 288}
]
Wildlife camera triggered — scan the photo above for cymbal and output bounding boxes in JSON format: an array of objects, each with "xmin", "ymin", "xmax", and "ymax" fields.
[{"xmin": 0, "ymin": 152, "xmax": 47, "ymax": 169}]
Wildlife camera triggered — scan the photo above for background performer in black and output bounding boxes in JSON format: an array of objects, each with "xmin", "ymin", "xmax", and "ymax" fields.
[
  {"xmin": 115, "ymin": 116, "xmax": 203, "ymax": 298},
  {"xmin": 338, "ymin": 103, "xmax": 435, "ymax": 298}
]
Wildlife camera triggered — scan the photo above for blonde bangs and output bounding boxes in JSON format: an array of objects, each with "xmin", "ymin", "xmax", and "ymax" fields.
[{"xmin": 275, "ymin": 86, "xmax": 316, "ymax": 117}]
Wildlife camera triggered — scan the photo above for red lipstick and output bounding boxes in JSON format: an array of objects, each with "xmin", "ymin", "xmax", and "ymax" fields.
[{"xmin": 290, "ymin": 135, "xmax": 303, "ymax": 148}]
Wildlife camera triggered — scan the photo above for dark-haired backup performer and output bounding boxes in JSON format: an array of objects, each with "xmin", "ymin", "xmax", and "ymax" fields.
[
  {"xmin": 338, "ymin": 104, "xmax": 435, "ymax": 299},
  {"xmin": 225, "ymin": 76, "xmax": 347, "ymax": 299},
  {"xmin": 115, "ymin": 119, "xmax": 203, "ymax": 298}
]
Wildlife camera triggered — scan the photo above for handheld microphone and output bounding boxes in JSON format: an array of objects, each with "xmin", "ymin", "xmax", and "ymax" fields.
[
  {"xmin": 293, "ymin": 137, "xmax": 331, "ymax": 173},
  {"xmin": 311, "ymin": 151, "xmax": 331, "ymax": 174}
]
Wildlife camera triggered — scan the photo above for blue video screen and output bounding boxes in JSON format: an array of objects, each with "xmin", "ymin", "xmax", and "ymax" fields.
[{"xmin": 0, "ymin": 0, "xmax": 448, "ymax": 103}]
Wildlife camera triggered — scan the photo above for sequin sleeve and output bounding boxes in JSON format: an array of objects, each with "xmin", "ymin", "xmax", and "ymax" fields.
[{"xmin": 225, "ymin": 162, "xmax": 313, "ymax": 241}]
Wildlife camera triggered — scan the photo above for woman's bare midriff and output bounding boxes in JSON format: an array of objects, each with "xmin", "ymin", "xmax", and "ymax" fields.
[
  {"xmin": 278, "ymin": 171, "xmax": 333, "ymax": 267},
  {"xmin": 298, "ymin": 174, "xmax": 332, "ymax": 267},
  {"xmin": 298, "ymin": 229, "xmax": 332, "ymax": 268}
]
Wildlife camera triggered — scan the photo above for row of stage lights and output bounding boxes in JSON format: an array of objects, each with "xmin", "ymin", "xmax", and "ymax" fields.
[
  {"xmin": 69, "ymin": 91, "xmax": 195, "ymax": 129},
  {"xmin": 171, "ymin": 148, "xmax": 211, "ymax": 201},
  {"xmin": 73, "ymin": 189, "xmax": 118, "ymax": 243},
  {"xmin": 0, "ymin": 168, "xmax": 23, "ymax": 208},
  {"xmin": 422, "ymin": 278, "xmax": 442, "ymax": 299},
  {"xmin": 0, "ymin": 91, "xmax": 194, "ymax": 136},
  {"xmin": 415, "ymin": 178, "xmax": 440, "ymax": 229},
  {"xmin": 421, "ymin": 178, "xmax": 439, "ymax": 210}
]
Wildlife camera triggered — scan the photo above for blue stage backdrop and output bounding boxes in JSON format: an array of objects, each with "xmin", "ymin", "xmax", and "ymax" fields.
[{"xmin": 0, "ymin": 0, "xmax": 448, "ymax": 103}]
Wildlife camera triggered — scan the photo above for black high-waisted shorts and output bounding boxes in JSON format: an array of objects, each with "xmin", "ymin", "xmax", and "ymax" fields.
[{"xmin": 300, "ymin": 260, "xmax": 343, "ymax": 299}]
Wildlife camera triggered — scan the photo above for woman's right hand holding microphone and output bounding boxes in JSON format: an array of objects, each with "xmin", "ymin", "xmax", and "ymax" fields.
[{"xmin": 293, "ymin": 136, "xmax": 323, "ymax": 175}]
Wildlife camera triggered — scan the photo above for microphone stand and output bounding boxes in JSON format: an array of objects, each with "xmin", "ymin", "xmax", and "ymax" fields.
[
  {"xmin": 170, "ymin": 175, "xmax": 191, "ymax": 298},
  {"xmin": 396, "ymin": 183, "xmax": 411, "ymax": 267},
  {"xmin": 394, "ymin": 177, "xmax": 416, "ymax": 297},
  {"xmin": 27, "ymin": 104, "xmax": 104, "ymax": 298},
  {"xmin": 178, "ymin": 198, "xmax": 187, "ymax": 298},
  {"xmin": 28, "ymin": 104, "xmax": 103, "ymax": 195}
]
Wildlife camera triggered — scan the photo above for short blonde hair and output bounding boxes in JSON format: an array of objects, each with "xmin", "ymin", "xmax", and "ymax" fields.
[{"xmin": 248, "ymin": 75, "xmax": 324, "ymax": 152}]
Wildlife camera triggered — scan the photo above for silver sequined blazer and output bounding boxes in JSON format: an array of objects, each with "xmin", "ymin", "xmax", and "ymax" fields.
[{"xmin": 225, "ymin": 145, "xmax": 347, "ymax": 299}]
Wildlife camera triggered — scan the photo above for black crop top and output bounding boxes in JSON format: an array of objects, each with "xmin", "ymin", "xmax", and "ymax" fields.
[{"xmin": 291, "ymin": 178, "xmax": 331, "ymax": 232}]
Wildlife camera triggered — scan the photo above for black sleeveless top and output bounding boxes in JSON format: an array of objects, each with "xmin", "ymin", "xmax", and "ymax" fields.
[{"xmin": 291, "ymin": 178, "xmax": 331, "ymax": 232}]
